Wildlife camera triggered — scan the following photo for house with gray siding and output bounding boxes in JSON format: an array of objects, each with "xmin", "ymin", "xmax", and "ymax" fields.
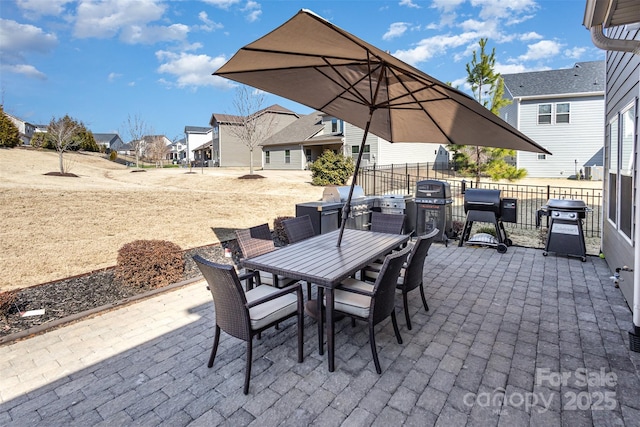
[
  {"xmin": 209, "ymin": 105, "xmax": 298, "ymax": 168},
  {"xmin": 583, "ymin": 0, "xmax": 640, "ymax": 336},
  {"xmin": 94, "ymin": 133, "xmax": 126, "ymax": 152},
  {"xmin": 500, "ymin": 61, "xmax": 605, "ymax": 178}
]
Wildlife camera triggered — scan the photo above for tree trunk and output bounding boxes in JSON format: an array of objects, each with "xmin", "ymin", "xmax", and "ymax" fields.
[
  {"xmin": 249, "ymin": 148, "xmax": 254, "ymax": 175},
  {"xmin": 59, "ymin": 151, "xmax": 65, "ymax": 174}
]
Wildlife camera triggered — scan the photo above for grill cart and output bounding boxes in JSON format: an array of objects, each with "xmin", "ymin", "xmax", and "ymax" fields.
[{"xmin": 540, "ymin": 199, "xmax": 589, "ymax": 262}]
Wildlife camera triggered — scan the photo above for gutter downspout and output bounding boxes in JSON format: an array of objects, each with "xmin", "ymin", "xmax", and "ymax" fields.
[
  {"xmin": 590, "ymin": 24, "xmax": 640, "ymax": 55},
  {"xmin": 589, "ymin": 22, "xmax": 640, "ymax": 351}
]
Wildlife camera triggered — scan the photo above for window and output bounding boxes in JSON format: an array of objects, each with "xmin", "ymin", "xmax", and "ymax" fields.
[
  {"xmin": 285, "ymin": 149, "xmax": 291, "ymax": 164},
  {"xmin": 351, "ymin": 145, "xmax": 370, "ymax": 161},
  {"xmin": 608, "ymin": 102, "xmax": 636, "ymax": 241},
  {"xmin": 265, "ymin": 151, "xmax": 270, "ymax": 164},
  {"xmin": 331, "ymin": 118, "xmax": 338, "ymax": 133},
  {"xmin": 537, "ymin": 154, "xmax": 546, "ymax": 160},
  {"xmin": 305, "ymin": 149, "xmax": 311, "ymax": 163},
  {"xmin": 538, "ymin": 104, "xmax": 552, "ymax": 124},
  {"xmin": 556, "ymin": 103, "xmax": 570, "ymax": 123}
]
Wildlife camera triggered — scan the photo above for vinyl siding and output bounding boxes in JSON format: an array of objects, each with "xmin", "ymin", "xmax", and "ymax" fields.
[
  {"xmin": 220, "ymin": 113, "xmax": 298, "ymax": 167},
  {"xmin": 601, "ymin": 25, "xmax": 639, "ymax": 307},
  {"xmin": 516, "ymin": 96, "xmax": 604, "ymax": 177},
  {"xmin": 343, "ymin": 122, "xmax": 439, "ymax": 166},
  {"xmin": 263, "ymin": 146, "xmax": 304, "ymax": 170}
]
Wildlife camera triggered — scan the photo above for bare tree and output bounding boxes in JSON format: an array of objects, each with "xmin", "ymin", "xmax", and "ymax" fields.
[
  {"xmin": 48, "ymin": 115, "xmax": 82, "ymax": 174},
  {"xmin": 122, "ymin": 114, "xmax": 151, "ymax": 168},
  {"xmin": 226, "ymin": 85, "xmax": 278, "ymax": 175},
  {"xmin": 144, "ymin": 136, "xmax": 170, "ymax": 167}
]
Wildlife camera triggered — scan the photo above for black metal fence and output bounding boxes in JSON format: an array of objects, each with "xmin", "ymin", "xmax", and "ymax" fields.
[{"xmin": 357, "ymin": 163, "xmax": 603, "ymax": 238}]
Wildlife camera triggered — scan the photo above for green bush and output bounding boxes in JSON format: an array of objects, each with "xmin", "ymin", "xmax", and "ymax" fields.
[
  {"xmin": 109, "ymin": 151, "xmax": 118, "ymax": 161},
  {"xmin": 115, "ymin": 240, "xmax": 184, "ymax": 289},
  {"xmin": 310, "ymin": 150, "xmax": 355, "ymax": 186}
]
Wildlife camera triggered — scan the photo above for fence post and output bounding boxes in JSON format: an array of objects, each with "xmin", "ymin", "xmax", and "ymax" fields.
[
  {"xmin": 546, "ymin": 185, "xmax": 550, "ymax": 202},
  {"xmin": 373, "ymin": 164, "xmax": 377, "ymax": 195}
]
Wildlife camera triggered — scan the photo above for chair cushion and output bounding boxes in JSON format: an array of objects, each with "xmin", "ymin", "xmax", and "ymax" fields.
[
  {"xmin": 258, "ymin": 271, "xmax": 298, "ymax": 288},
  {"xmin": 246, "ymin": 285, "xmax": 298, "ymax": 330},
  {"xmin": 363, "ymin": 264, "xmax": 405, "ymax": 283},
  {"xmin": 331, "ymin": 278, "xmax": 374, "ymax": 318}
]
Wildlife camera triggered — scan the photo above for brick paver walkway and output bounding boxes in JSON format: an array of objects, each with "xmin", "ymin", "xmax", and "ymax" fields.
[{"xmin": 1, "ymin": 245, "xmax": 639, "ymax": 426}]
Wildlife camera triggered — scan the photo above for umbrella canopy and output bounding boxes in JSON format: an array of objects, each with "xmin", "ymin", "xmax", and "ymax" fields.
[{"xmin": 214, "ymin": 9, "xmax": 551, "ymax": 245}]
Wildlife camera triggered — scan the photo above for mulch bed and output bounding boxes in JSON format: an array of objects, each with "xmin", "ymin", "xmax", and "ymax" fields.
[{"xmin": 0, "ymin": 242, "xmax": 242, "ymax": 342}]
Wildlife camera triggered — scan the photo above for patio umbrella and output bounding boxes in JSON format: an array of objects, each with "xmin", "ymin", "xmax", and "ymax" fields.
[{"xmin": 214, "ymin": 9, "xmax": 551, "ymax": 246}]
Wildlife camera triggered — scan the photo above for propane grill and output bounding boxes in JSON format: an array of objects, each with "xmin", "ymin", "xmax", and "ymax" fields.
[
  {"xmin": 458, "ymin": 188, "xmax": 517, "ymax": 253},
  {"xmin": 540, "ymin": 199, "xmax": 589, "ymax": 262}
]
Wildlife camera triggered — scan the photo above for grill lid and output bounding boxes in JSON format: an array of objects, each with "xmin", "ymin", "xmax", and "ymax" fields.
[
  {"xmin": 545, "ymin": 199, "xmax": 587, "ymax": 211},
  {"xmin": 464, "ymin": 188, "xmax": 502, "ymax": 213},
  {"xmin": 322, "ymin": 185, "xmax": 365, "ymax": 202}
]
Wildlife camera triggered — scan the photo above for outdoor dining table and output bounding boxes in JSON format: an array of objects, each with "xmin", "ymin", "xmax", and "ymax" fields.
[{"xmin": 242, "ymin": 228, "xmax": 410, "ymax": 372}]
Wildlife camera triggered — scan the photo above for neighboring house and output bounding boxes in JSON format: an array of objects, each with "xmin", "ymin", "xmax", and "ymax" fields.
[
  {"xmin": 583, "ymin": 0, "xmax": 640, "ymax": 315},
  {"xmin": 4, "ymin": 112, "xmax": 35, "ymax": 145},
  {"xmin": 500, "ymin": 61, "xmax": 606, "ymax": 178},
  {"xmin": 261, "ymin": 111, "xmax": 446, "ymax": 170},
  {"xmin": 209, "ymin": 105, "xmax": 299, "ymax": 168},
  {"xmin": 93, "ymin": 133, "xmax": 126, "ymax": 152},
  {"xmin": 261, "ymin": 111, "xmax": 342, "ymax": 170},
  {"xmin": 185, "ymin": 126, "xmax": 213, "ymax": 164},
  {"xmin": 168, "ymin": 137, "xmax": 188, "ymax": 163}
]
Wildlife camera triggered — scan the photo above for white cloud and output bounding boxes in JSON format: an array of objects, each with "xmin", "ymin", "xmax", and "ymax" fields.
[
  {"xmin": 520, "ymin": 32, "xmax": 543, "ymax": 41},
  {"xmin": 564, "ymin": 47, "xmax": 587, "ymax": 59},
  {"xmin": 399, "ymin": 0, "xmax": 421, "ymax": 8},
  {"xmin": 243, "ymin": 1, "xmax": 262, "ymax": 22},
  {"xmin": 394, "ymin": 32, "xmax": 480, "ymax": 66},
  {"xmin": 108, "ymin": 72, "xmax": 122, "ymax": 82},
  {"xmin": 201, "ymin": 0, "xmax": 241, "ymax": 9},
  {"xmin": 1, "ymin": 64, "xmax": 47, "ymax": 80},
  {"xmin": 198, "ymin": 11, "xmax": 224, "ymax": 32},
  {"xmin": 471, "ymin": 0, "xmax": 537, "ymax": 21},
  {"xmin": 120, "ymin": 23, "xmax": 190, "ymax": 44},
  {"xmin": 74, "ymin": 0, "xmax": 172, "ymax": 43},
  {"xmin": 431, "ymin": 0, "xmax": 466, "ymax": 13},
  {"xmin": 16, "ymin": 0, "xmax": 74, "ymax": 16},
  {"xmin": 518, "ymin": 40, "xmax": 562, "ymax": 61},
  {"xmin": 156, "ymin": 50, "xmax": 230, "ymax": 88},
  {"xmin": 383, "ymin": 22, "xmax": 409, "ymax": 41},
  {"xmin": 0, "ymin": 19, "xmax": 58, "ymax": 55}
]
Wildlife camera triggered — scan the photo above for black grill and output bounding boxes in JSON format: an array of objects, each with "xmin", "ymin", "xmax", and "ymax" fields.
[
  {"xmin": 541, "ymin": 199, "xmax": 588, "ymax": 261},
  {"xmin": 458, "ymin": 188, "xmax": 516, "ymax": 253}
]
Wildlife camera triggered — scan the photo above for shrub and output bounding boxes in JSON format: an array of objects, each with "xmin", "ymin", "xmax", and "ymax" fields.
[
  {"xmin": 109, "ymin": 150, "xmax": 118, "ymax": 161},
  {"xmin": 0, "ymin": 290, "xmax": 18, "ymax": 317},
  {"xmin": 115, "ymin": 240, "xmax": 184, "ymax": 289},
  {"xmin": 273, "ymin": 216, "xmax": 293, "ymax": 244},
  {"xmin": 310, "ymin": 150, "xmax": 355, "ymax": 186},
  {"xmin": 475, "ymin": 226, "xmax": 497, "ymax": 237}
]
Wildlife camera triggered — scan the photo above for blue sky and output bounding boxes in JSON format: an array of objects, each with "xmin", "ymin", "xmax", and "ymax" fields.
[{"xmin": 1, "ymin": 0, "xmax": 603, "ymax": 142}]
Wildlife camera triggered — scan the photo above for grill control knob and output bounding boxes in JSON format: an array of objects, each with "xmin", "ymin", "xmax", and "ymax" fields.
[
  {"xmin": 570, "ymin": 213, "xmax": 576, "ymax": 219},
  {"xmin": 553, "ymin": 212, "xmax": 560, "ymax": 217}
]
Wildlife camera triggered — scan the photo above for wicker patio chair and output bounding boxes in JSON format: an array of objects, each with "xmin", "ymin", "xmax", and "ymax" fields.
[
  {"xmin": 369, "ymin": 212, "xmax": 405, "ymax": 234},
  {"xmin": 282, "ymin": 215, "xmax": 315, "ymax": 244},
  {"xmin": 193, "ymin": 255, "xmax": 304, "ymax": 395},
  {"xmin": 363, "ymin": 228, "xmax": 439, "ymax": 330},
  {"xmin": 330, "ymin": 247, "xmax": 410, "ymax": 374},
  {"xmin": 282, "ymin": 215, "xmax": 315, "ymax": 300},
  {"xmin": 235, "ymin": 224, "xmax": 297, "ymax": 289}
]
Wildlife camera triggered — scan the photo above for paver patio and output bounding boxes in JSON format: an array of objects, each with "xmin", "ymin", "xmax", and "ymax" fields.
[{"xmin": 1, "ymin": 244, "xmax": 639, "ymax": 426}]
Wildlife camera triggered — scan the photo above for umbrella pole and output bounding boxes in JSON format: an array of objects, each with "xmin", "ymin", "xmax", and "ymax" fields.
[{"xmin": 337, "ymin": 111, "xmax": 373, "ymax": 247}]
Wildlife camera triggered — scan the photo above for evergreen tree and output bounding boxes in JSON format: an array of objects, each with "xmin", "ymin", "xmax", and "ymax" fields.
[
  {"xmin": 449, "ymin": 38, "xmax": 526, "ymax": 183},
  {"xmin": 0, "ymin": 106, "xmax": 21, "ymax": 148}
]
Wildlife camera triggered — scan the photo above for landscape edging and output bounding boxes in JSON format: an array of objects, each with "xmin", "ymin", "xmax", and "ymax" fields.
[{"xmin": 0, "ymin": 275, "xmax": 205, "ymax": 346}]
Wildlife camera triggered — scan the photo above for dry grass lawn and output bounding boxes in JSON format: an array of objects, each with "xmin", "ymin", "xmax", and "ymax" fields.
[
  {"xmin": 1, "ymin": 148, "xmax": 603, "ymax": 292},
  {"xmin": 0, "ymin": 149, "xmax": 323, "ymax": 291}
]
